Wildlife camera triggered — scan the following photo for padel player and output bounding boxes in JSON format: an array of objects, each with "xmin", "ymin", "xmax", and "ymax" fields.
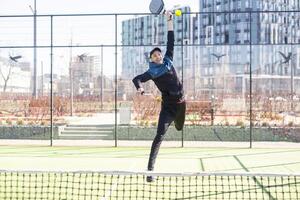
[{"xmin": 132, "ymin": 11, "xmax": 186, "ymax": 182}]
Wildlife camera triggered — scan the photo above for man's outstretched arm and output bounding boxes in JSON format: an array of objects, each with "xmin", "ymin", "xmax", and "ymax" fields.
[
  {"xmin": 165, "ymin": 11, "xmax": 174, "ymax": 60},
  {"xmin": 132, "ymin": 72, "xmax": 152, "ymax": 94}
]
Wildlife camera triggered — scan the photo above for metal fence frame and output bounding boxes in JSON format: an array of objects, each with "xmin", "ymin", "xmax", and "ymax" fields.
[{"xmin": 0, "ymin": 10, "xmax": 299, "ymax": 147}]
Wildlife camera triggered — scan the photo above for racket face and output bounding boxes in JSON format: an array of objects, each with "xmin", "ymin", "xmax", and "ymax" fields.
[{"xmin": 149, "ymin": 0, "xmax": 165, "ymax": 14}]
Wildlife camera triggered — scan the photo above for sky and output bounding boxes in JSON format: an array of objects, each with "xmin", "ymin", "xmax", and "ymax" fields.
[
  {"xmin": 0, "ymin": 0, "xmax": 198, "ymax": 15},
  {"xmin": 0, "ymin": 0, "xmax": 199, "ymax": 77}
]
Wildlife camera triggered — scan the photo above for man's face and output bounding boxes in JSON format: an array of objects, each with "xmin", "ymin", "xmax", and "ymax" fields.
[{"xmin": 150, "ymin": 51, "xmax": 163, "ymax": 64}]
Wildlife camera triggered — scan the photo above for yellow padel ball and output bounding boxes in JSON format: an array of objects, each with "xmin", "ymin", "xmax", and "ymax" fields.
[{"xmin": 175, "ymin": 9, "xmax": 182, "ymax": 16}]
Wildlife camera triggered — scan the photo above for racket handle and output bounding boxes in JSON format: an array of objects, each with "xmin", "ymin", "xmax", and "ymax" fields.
[{"xmin": 164, "ymin": 10, "xmax": 173, "ymax": 20}]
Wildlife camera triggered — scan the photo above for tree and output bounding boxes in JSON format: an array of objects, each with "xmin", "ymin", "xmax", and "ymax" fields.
[{"xmin": 0, "ymin": 55, "xmax": 22, "ymax": 92}]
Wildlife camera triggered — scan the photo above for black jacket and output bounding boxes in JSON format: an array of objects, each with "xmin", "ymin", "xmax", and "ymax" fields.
[{"xmin": 132, "ymin": 31, "xmax": 184, "ymax": 103}]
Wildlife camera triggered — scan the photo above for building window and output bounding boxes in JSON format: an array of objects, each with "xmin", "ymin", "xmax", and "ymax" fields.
[
  {"xmin": 224, "ymin": 31, "xmax": 229, "ymax": 44},
  {"xmin": 245, "ymin": 0, "xmax": 249, "ymax": 8}
]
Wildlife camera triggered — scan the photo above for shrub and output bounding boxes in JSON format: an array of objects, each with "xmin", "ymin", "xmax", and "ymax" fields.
[
  {"xmin": 151, "ymin": 121, "xmax": 157, "ymax": 127},
  {"xmin": 17, "ymin": 119, "xmax": 24, "ymax": 125},
  {"xmin": 288, "ymin": 121, "xmax": 294, "ymax": 127},
  {"xmin": 236, "ymin": 120, "xmax": 244, "ymax": 127},
  {"xmin": 225, "ymin": 121, "xmax": 229, "ymax": 126},
  {"xmin": 6, "ymin": 119, "xmax": 12, "ymax": 125}
]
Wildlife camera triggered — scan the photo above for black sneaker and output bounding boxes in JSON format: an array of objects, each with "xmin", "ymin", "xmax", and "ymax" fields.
[{"xmin": 146, "ymin": 175, "xmax": 155, "ymax": 182}]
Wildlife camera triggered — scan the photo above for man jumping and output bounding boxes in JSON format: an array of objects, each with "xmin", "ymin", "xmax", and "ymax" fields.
[{"xmin": 132, "ymin": 11, "xmax": 186, "ymax": 182}]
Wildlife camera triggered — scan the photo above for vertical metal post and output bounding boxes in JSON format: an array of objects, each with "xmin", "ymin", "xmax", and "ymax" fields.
[
  {"xmin": 193, "ymin": 14, "xmax": 197, "ymax": 99},
  {"xmin": 249, "ymin": 11, "xmax": 253, "ymax": 148},
  {"xmin": 291, "ymin": 44, "xmax": 294, "ymax": 112},
  {"xmin": 101, "ymin": 45, "xmax": 104, "ymax": 110},
  {"xmin": 33, "ymin": 0, "xmax": 37, "ymax": 98},
  {"xmin": 69, "ymin": 34, "xmax": 73, "ymax": 116},
  {"xmin": 50, "ymin": 15, "xmax": 53, "ymax": 146},
  {"xmin": 114, "ymin": 14, "xmax": 118, "ymax": 147},
  {"xmin": 181, "ymin": 12, "xmax": 184, "ymax": 148},
  {"xmin": 41, "ymin": 61, "xmax": 43, "ymax": 96}
]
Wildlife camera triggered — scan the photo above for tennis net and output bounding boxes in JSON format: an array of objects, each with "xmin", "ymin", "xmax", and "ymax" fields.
[{"xmin": 0, "ymin": 170, "xmax": 299, "ymax": 199}]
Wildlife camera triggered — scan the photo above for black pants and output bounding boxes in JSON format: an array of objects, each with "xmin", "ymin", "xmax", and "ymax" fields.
[{"xmin": 147, "ymin": 101, "xmax": 186, "ymax": 171}]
